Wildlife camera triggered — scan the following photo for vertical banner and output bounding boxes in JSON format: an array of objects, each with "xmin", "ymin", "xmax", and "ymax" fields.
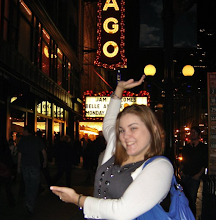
[
  {"xmin": 208, "ymin": 72, "xmax": 216, "ymax": 175},
  {"xmin": 94, "ymin": 0, "xmax": 127, "ymax": 70}
]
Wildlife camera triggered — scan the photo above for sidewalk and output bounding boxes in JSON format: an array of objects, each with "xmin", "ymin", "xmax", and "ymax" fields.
[{"xmin": 0, "ymin": 163, "xmax": 95, "ymax": 220}]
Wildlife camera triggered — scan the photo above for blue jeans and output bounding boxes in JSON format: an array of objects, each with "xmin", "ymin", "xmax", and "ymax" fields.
[
  {"xmin": 181, "ymin": 175, "xmax": 200, "ymax": 216},
  {"xmin": 22, "ymin": 166, "xmax": 40, "ymax": 212}
]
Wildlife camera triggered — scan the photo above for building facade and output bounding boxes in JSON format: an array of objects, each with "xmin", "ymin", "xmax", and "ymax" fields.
[{"xmin": 0, "ymin": 0, "xmax": 85, "ymax": 145}]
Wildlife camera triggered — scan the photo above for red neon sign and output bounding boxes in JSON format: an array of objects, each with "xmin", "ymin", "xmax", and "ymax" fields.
[{"xmin": 94, "ymin": 0, "xmax": 127, "ymax": 70}]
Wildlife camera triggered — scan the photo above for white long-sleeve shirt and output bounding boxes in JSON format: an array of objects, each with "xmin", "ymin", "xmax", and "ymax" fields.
[{"xmin": 83, "ymin": 99, "xmax": 173, "ymax": 220}]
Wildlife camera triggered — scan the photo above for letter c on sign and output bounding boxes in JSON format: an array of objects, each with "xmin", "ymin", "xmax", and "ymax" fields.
[{"xmin": 103, "ymin": 41, "xmax": 119, "ymax": 58}]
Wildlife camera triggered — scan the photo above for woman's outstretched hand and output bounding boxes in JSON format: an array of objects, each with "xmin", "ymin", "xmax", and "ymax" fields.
[
  {"xmin": 114, "ymin": 74, "xmax": 145, "ymax": 97},
  {"xmin": 50, "ymin": 186, "xmax": 78, "ymax": 204},
  {"xmin": 118, "ymin": 74, "xmax": 145, "ymax": 90}
]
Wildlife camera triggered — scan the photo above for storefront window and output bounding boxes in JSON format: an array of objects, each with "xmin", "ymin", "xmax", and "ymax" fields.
[
  {"xmin": 47, "ymin": 101, "xmax": 51, "ymax": 117},
  {"xmin": 37, "ymin": 101, "xmax": 52, "ymax": 117},
  {"xmin": 37, "ymin": 102, "xmax": 41, "ymax": 114},
  {"xmin": 53, "ymin": 104, "xmax": 57, "ymax": 118},
  {"xmin": 10, "ymin": 109, "xmax": 26, "ymax": 137},
  {"xmin": 54, "ymin": 122, "xmax": 60, "ymax": 133},
  {"xmin": 57, "ymin": 106, "xmax": 64, "ymax": 119},
  {"xmin": 42, "ymin": 101, "xmax": 47, "ymax": 115},
  {"xmin": 53, "ymin": 104, "xmax": 64, "ymax": 119},
  {"xmin": 37, "ymin": 117, "xmax": 46, "ymax": 131}
]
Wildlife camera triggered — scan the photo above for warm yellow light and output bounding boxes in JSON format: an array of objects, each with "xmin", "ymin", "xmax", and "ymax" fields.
[
  {"xmin": 80, "ymin": 130, "xmax": 99, "ymax": 135},
  {"xmin": 10, "ymin": 97, "xmax": 18, "ymax": 103},
  {"xmin": 103, "ymin": 0, "xmax": 119, "ymax": 11},
  {"xmin": 144, "ymin": 64, "xmax": 156, "ymax": 76},
  {"xmin": 103, "ymin": 17, "xmax": 119, "ymax": 34},
  {"xmin": 42, "ymin": 29, "xmax": 50, "ymax": 40},
  {"xmin": 21, "ymin": 1, "xmax": 32, "ymax": 16},
  {"xmin": 44, "ymin": 46, "xmax": 49, "ymax": 58},
  {"xmin": 182, "ymin": 65, "xmax": 194, "ymax": 76},
  {"xmin": 103, "ymin": 41, "xmax": 119, "ymax": 58},
  {"xmin": 178, "ymin": 156, "xmax": 183, "ymax": 161}
]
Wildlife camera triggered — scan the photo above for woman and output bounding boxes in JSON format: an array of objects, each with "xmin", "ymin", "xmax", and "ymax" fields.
[{"xmin": 50, "ymin": 75, "xmax": 173, "ymax": 220}]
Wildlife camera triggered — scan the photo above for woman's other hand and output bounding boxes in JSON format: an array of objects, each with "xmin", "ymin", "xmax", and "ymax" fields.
[{"xmin": 50, "ymin": 186, "xmax": 79, "ymax": 204}]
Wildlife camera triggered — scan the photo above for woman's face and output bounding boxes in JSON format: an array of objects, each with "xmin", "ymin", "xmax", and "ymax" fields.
[{"xmin": 119, "ymin": 113, "xmax": 151, "ymax": 161}]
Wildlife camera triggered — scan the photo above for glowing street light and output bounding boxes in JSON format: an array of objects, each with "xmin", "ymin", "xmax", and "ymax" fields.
[
  {"xmin": 144, "ymin": 64, "xmax": 156, "ymax": 76},
  {"xmin": 182, "ymin": 65, "xmax": 195, "ymax": 76}
]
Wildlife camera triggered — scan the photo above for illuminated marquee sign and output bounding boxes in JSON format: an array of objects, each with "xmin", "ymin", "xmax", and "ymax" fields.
[
  {"xmin": 83, "ymin": 90, "xmax": 150, "ymax": 120},
  {"xmin": 94, "ymin": 0, "xmax": 127, "ymax": 69}
]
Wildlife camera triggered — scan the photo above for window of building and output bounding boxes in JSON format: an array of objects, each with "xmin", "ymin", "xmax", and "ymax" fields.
[
  {"xmin": 67, "ymin": 62, "xmax": 72, "ymax": 94},
  {"xmin": 41, "ymin": 28, "xmax": 51, "ymax": 77},
  {"xmin": 37, "ymin": 101, "xmax": 52, "ymax": 117},
  {"xmin": 53, "ymin": 104, "xmax": 64, "ymax": 120},
  {"xmin": 42, "ymin": 42, "xmax": 50, "ymax": 76},
  {"xmin": 1, "ymin": 0, "xmax": 10, "ymax": 41},
  {"xmin": 49, "ymin": 39, "xmax": 56, "ymax": 80},
  {"xmin": 11, "ymin": 1, "xmax": 18, "ymax": 48},
  {"xmin": 18, "ymin": 0, "xmax": 32, "ymax": 60},
  {"xmin": 32, "ymin": 17, "xmax": 38, "ymax": 65},
  {"xmin": 57, "ymin": 47, "xmax": 63, "ymax": 86},
  {"xmin": 18, "ymin": 15, "xmax": 31, "ymax": 59},
  {"xmin": 20, "ymin": 0, "xmax": 32, "ymax": 22}
]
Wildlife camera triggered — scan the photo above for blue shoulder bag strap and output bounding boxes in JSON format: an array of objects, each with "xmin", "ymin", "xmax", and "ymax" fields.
[{"xmin": 142, "ymin": 156, "xmax": 195, "ymax": 220}]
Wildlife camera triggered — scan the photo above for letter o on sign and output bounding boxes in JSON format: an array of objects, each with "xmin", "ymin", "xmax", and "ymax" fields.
[{"xmin": 103, "ymin": 41, "xmax": 119, "ymax": 58}]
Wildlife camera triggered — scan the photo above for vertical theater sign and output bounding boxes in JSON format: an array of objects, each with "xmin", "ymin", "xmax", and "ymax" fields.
[{"xmin": 94, "ymin": 0, "xmax": 127, "ymax": 69}]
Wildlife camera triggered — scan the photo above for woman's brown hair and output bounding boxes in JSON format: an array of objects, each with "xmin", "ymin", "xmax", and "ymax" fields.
[{"xmin": 114, "ymin": 104, "xmax": 165, "ymax": 165}]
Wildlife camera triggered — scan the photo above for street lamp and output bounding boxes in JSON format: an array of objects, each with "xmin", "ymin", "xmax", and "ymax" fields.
[
  {"xmin": 182, "ymin": 65, "xmax": 195, "ymax": 76},
  {"xmin": 144, "ymin": 64, "xmax": 156, "ymax": 76},
  {"xmin": 144, "ymin": 63, "xmax": 195, "ymax": 150},
  {"xmin": 144, "ymin": 64, "xmax": 194, "ymax": 77}
]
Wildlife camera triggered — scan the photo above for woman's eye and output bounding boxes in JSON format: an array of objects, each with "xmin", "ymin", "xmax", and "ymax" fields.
[
  {"xmin": 119, "ymin": 129, "xmax": 124, "ymax": 133},
  {"xmin": 131, "ymin": 127, "xmax": 137, "ymax": 131}
]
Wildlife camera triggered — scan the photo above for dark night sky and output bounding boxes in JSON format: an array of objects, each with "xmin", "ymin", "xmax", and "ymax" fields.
[
  {"xmin": 121, "ymin": 0, "xmax": 216, "ymax": 105},
  {"xmin": 139, "ymin": 0, "xmax": 197, "ymax": 48}
]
